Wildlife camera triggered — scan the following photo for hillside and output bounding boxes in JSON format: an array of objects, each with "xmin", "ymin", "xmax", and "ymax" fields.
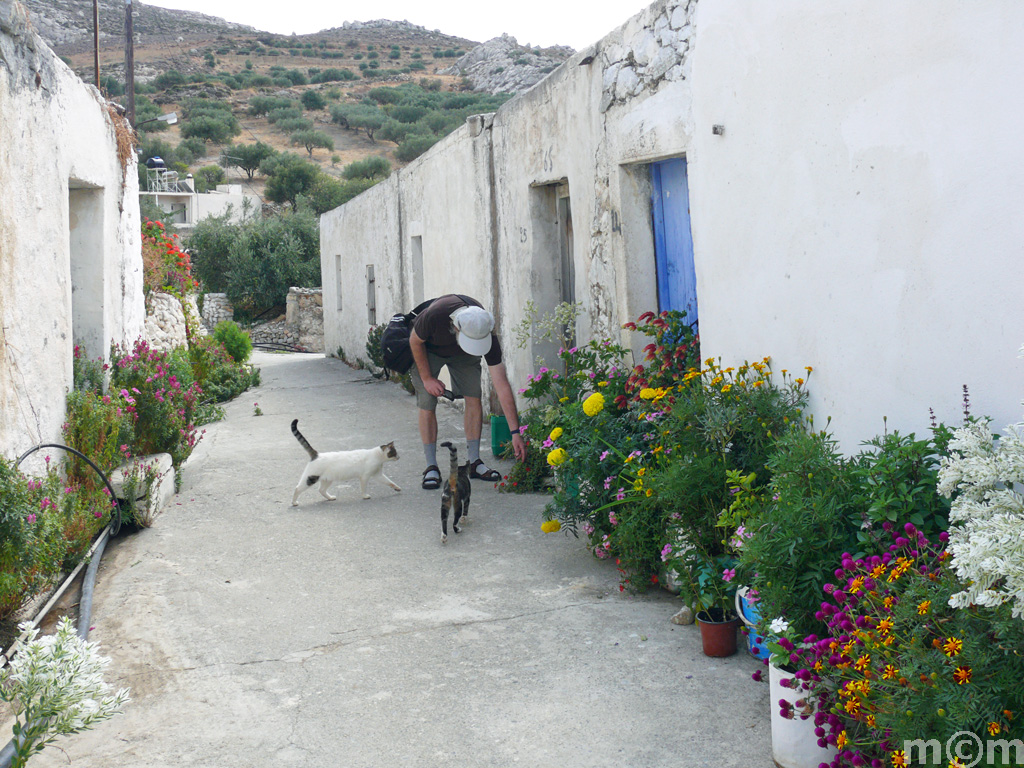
[{"xmin": 18, "ymin": 1, "xmax": 573, "ymax": 207}]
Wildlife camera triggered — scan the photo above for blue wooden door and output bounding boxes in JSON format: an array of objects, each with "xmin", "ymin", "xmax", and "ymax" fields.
[{"xmin": 651, "ymin": 158, "xmax": 698, "ymax": 330}]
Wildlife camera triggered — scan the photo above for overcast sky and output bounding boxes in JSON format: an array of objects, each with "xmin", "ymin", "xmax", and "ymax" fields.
[{"xmin": 143, "ymin": 0, "xmax": 654, "ymax": 50}]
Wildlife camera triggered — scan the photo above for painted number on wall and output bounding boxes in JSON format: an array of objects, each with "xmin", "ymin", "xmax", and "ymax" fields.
[
  {"xmin": 542, "ymin": 148, "xmax": 553, "ymax": 172},
  {"xmin": 519, "ymin": 227, "xmax": 528, "ymax": 243}
]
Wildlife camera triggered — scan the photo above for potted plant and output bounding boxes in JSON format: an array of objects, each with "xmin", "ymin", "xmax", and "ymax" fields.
[{"xmin": 667, "ymin": 540, "xmax": 740, "ymax": 657}]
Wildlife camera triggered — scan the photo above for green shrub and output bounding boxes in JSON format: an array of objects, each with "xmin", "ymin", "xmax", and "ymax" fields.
[
  {"xmin": 301, "ymin": 89, "xmax": 326, "ymax": 110},
  {"xmin": 213, "ymin": 320, "xmax": 253, "ymax": 363},
  {"xmin": 395, "ymin": 135, "xmax": 439, "ymax": 162},
  {"xmin": 341, "ymin": 155, "xmax": 390, "ymax": 180}
]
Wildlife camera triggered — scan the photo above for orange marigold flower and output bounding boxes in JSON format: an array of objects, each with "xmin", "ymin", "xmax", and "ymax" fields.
[
  {"xmin": 865, "ymin": 713, "xmax": 877, "ymax": 728},
  {"xmin": 836, "ymin": 731, "xmax": 849, "ymax": 749},
  {"xmin": 953, "ymin": 666, "xmax": 972, "ymax": 685},
  {"xmin": 882, "ymin": 665, "xmax": 899, "ymax": 680},
  {"xmin": 917, "ymin": 600, "xmax": 931, "ymax": 615},
  {"xmin": 844, "ymin": 698, "xmax": 861, "ymax": 715},
  {"xmin": 942, "ymin": 637, "xmax": 963, "ymax": 657},
  {"xmin": 877, "ymin": 618, "xmax": 893, "ymax": 634},
  {"xmin": 870, "ymin": 564, "xmax": 887, "ymax": 579},
  {"xmin": 988, "ymin": 722, "xmax": 1002, "ymax": 736},
  {"xmin": 892, "ymin": 749, "xmax": 907, "ymax": 767},
  {"xmin": 854, "ymin": 654, "xmax": 871, "ymax": 672}
]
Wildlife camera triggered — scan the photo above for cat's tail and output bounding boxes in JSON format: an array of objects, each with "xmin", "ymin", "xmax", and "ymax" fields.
[
  {"xmin": 439, "ymin": 440, "xmax": 458, "ymax": 474},
  {"xmin": 291, "ymin": 419, "xmax": 318, "ymax": 460}
]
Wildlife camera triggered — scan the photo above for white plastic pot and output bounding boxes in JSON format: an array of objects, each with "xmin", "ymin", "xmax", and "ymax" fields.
[{"xmin": 769, "ymin": 664, "xmax": 837, "ymax": 768}]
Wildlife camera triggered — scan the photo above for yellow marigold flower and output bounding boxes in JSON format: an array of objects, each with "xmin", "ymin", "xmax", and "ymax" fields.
[
  {"xmin": 988, "ymin": 722, "xmax": 1001, "ymax": 736},
  {"xmin": 546, "ymin": 448, "xmax": 568, "ymax": 467},
  {"xmin": 637, "ymin": 468, "xmax": 646, "ymax": 477},
  {"xmin": 865, "ymin": 714, "xmax": 876, "ymax": 728},
  {"xmin": 836, "ymin": 731, "xmax": 849, "ymax": 749},
  {"xmin": 942, "ymin": 637, "xmax": 963, "ymax": 657},
  {"xmin": 549, "ymin": 427, "xmax": 564, "ymax": 441},
  {"xmin": 583, "ymin": 392, "xmax": 605, "ymax": 416},
  {"xmin": 883, "ymin": 664, "xmax": 899, "ymax": 680},
  {"xmin": 639, "ymin": 388, "xmax": 657, "ymax": 400},
  {"xmin": 805, "ymin": 366, "xmax": 814, "ymax": 373},
  {"xmin": 883, "ymin": 635, "xmax": 895, "ymax": 647},
  {"xmin": 597, "ymin": 381, "xmax": 608, "ymax": 387},
  {"xmin": 892, "ymin": 749, "xmax": 907, "ymax": 767},
  {"xmin": 813, "ymin": 660, "xmax": 823, "ymax": 673},
  {"xmin": 854, "ymin": 654, "xmax": 871, "ymax": 672},
  {"xmin": 795, "ymin": 378, "xmax": 805, "ymax": 386},
  {"xmin": 541, "ymin": 519, "xmax": 561, "ymax": 533},
  {"xmin": 721, "ymin": 384, "xmax": 732, "ymax": 393},
  {"xmin": 883, "ymin": 596, "xmax": 895, "ymax": 609},
  {"xmin": 844, "ymin": 698, "xmax": 861, "ymax": 715},
  {"xmin": 917, "ymin": 600, "xmax": 931, "ymax": 615},
  {"xmin": 949, "ymin": 760, "xmax": 966, "ymax": 768},
  {"xmin": 559, "ymin": 396, "xmax": 569, "ymax": 402},
  {"xmin": 850, "ymin": 577, "xmax": 865, "ymax": 593},
  {"xmin": 653, "ymin": 445, "xmax": 664, "ymax": 454},
  {"xmin": 842, "ymin": 641, "xmax": 855, "ymax": 656},
  {"xmin": 643, "ymin": 488, "xmax": 651, "ymax": 497},
  {"xmin": 752, "ymin": 381, "xmax": 764, "ymax": 388},
  {"xmin": 870, "ymin": 564, "xmax": 887, "ymax": 579},
  {"xmin": 953, "ymin": 666, "xmax": 972, "ymax": 685},
  {"xmin": 877, "ymin": 618, "xmax": 893, "ymax": 635}
]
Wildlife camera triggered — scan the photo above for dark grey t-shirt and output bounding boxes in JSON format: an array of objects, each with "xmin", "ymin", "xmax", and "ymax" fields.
[{"xmin": 413, "ymin": 294, "xmax": 502, "ymax": 365}]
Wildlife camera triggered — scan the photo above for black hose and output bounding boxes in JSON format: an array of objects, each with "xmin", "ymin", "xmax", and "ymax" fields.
[{"xmin": 0, "ymin": 444, "xmax": 124, "ymax": 767}]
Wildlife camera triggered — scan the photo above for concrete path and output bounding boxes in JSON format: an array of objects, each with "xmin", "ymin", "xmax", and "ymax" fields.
[{"xmin": 26, "ymin": 352, "xmax": 772, "ymax": 768}]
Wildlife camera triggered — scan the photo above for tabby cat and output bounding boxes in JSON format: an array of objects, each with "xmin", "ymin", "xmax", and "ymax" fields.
[
  {"xmin": 439, "ymin": 440, "xmax": 471, "ymax": 543},
  {"xmin": 290, "ymin": 419, "xmax": 400, "ymax": 505}
]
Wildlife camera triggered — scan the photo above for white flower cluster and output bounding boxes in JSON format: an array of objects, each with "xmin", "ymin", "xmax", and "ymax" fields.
[
  {"xmin": 0, "ymin": 617, "xmax": 130, "ymax": 764},
  {"xmin": 938, "ymin": 414, "xmax": 1024, "ymax": 618}
]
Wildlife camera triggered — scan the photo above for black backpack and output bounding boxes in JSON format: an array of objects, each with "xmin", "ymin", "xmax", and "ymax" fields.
[{"xmin": 379, "ymin": 295, "xmax": 471, "ymax": 378}]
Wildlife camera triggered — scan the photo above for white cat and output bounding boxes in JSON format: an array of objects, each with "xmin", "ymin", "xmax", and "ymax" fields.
[{"xmin": 290, "ymin": 419, "xmax": 400, "ymax": 505}]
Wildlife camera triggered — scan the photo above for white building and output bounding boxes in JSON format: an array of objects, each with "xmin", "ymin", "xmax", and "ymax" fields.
[
  {"xmin": 142, "ymin": 168, "xmax": 260, "ymax": 230},
  {"xmin": 321, "ymin": 0, "xmax": 1024, "ymax": 451},
  {"xmin": 0, "ymin": 0, "xmax": 146, "ymax": 456}
]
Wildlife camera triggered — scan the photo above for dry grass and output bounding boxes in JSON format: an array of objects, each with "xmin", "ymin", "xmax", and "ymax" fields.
[{"xmin": 107, "ymin": 103, "xmax": 138, "ymax": 185}]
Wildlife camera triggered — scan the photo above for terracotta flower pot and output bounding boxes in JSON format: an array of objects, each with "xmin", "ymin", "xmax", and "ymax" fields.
[{"xmin": 696, "ymin": 610, "xmax": 740, "ymax": 657}]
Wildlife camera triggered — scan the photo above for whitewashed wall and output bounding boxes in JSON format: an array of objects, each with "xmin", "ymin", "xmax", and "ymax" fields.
[
  {"xmin": 322, "ymin": 0, "xmax": 1024, "ymax": 450},
  {"xmin": 688, "ymin": 0, "xmax": 1024, "ymax": 449},
  {"xmin": 0, "ymin": 0, "xmax": 145, "ymax": 457}
]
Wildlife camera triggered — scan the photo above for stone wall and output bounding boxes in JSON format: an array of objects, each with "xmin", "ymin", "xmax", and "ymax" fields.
[
  {"xmin": 286, "ymin": 288, "xmax": 324, "ymax": 352},
  {"xmin": 208, "ymin": 288, "xmax": 323, "ymax": 351},
  {"xmin": 201, "ymin": 293, "xmax": 233, "ymax": 330},
  {"xmin": 144, "ymin": 293, "xmax": 203, "ymax": 351}
]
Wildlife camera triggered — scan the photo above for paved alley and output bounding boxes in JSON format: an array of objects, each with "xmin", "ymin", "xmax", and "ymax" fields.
[{"xmin": 26, "ymin": 352, "xmax": 772, "ymax": 768}]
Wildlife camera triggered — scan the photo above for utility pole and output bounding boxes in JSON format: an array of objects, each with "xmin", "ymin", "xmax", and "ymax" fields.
[
  {"xmin": 93, "ymin": 0, "xmax": 100, "ymax": 87},
  {"xmin": 125, "ymin": 0, "xmax": 135, "ymax": 125}
]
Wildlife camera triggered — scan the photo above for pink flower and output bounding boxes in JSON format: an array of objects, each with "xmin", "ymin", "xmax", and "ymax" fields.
[
  {"xmin": 661, "ymin": 544, "xmax": 673, "ymax": 562},
  {"xmin": 27, "ymin": 514, "xmax": 36, "ymax": 524},
  {"xmin": 599, "ymin": 451, "xmax": 609, "ymax": 461},
  {"xmin": 582, "ymin": 521, "xmax": 595, "ymax": 536},
  {"xmin": 94, "ymin": 510, "xmax": 103, "ymax": 518},
  {"xmin": 603, "ymin": 476, "xmax": 614, "ymax": 490},
  {"xmin": 615, "ymin": 488, "xmax": 625, "ymax": 501},
  {"xmin": 722, "ymin": 568, "xmax": 737, "ymax": 583},
  {"xmin": 609, "ymin": 511, "xmax": 618, "ymax": 526}
]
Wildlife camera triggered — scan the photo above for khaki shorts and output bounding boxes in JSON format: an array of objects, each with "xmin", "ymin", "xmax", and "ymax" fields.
[{"xmin": 410, "ymin": 351, "xmax": 482, "ymax": 411}]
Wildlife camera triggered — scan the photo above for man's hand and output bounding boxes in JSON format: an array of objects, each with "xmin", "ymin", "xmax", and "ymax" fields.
[
  {"xmin": 423, "ymin": 377, "xmax": 446, "ymax": 398},
  {"xmin": 510, "ymin": 432, "xmax": 527, "ymax": 462}
]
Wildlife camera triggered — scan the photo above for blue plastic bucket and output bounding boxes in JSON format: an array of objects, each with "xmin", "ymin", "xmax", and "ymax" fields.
[{"xmin": 736, "ymin": 587, "xmax": 770, "ymax": 660}]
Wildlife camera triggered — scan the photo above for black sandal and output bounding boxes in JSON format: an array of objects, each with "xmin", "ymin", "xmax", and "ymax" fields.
[
  {"xmin": 422, "ymin": 465, "xmax": 441, "ymax": 490},
  {"xmin": 469, "ymin": 459, "xmax": 501, "ymax": 482}
]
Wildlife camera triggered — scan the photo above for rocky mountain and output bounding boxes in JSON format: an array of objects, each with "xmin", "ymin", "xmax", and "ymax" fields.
[
  {"xmin": 440, "ymin": 34, "xmax": 574, "ymax": 94},
  {"xmin": 20, "ymin": 0, "xmax": 255, "ymax": 52}
]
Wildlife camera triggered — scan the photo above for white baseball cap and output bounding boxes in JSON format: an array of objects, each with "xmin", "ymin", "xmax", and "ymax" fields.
[{"xmin": 451, "ymin": 305, "xmax": 495, "ymax": 357}]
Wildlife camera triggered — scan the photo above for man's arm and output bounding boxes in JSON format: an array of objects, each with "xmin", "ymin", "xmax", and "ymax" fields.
[
  {"xmin": 487, "ymin": 362, "xmax": 527, "ymax": 461},
  {"xmin": 410, "ymin": 331, "xmax": 445, "ymax": 398}
]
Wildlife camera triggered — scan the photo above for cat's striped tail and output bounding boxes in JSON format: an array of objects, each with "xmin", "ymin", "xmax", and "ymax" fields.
[
  {"xmin": 291, "ymin": 419, "xmax": 318, "ymax": 460},
  {"xmin": 439, "ymin": 441, "xmax": 459, "ymax": 479}
]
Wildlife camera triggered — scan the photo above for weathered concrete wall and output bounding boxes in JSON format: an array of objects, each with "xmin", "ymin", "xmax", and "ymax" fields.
[
  {"xmin": 687, "ymin": 0, "xmax": 1024, "ymax": 448},
  {"xmin": 0, "ymin": 0, "xmax": 145, "ymax": 457},
  {"xmin": 322, "ymin": 0, "xmax": 1024, "ymax": 449}
]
